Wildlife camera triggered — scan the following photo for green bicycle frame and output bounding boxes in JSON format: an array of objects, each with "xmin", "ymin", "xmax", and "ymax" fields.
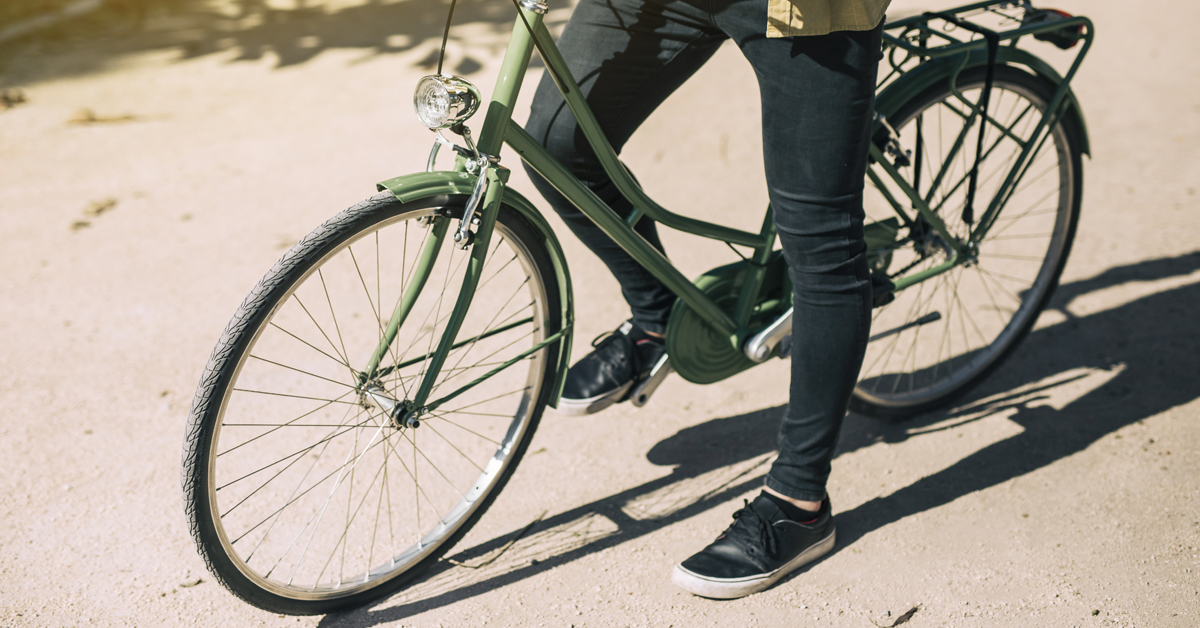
[{"xmin": 364, "ymin": 0, "xmax": 1092, "ymax": 416}]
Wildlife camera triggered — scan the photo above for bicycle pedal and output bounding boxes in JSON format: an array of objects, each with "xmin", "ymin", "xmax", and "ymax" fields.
[
  {"xmin": 630, "ymin": 355, "xmax": 672, "ymax": 408},
  {"xmin": 871, "ymin": 273, "xmax": 896, "ymax": 308},
  {"xmin": 778, "ymin": 335, "xmax": 792, "ymax": 359}
]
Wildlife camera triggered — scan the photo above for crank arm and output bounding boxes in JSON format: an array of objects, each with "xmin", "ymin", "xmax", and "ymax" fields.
[
  {"xmin": 743, "ymin": 307, "xmax": 793, "ymax": 363},
  {"xmin": 630, "ymin": 355, "xmax": 672, "ymax": 408}
]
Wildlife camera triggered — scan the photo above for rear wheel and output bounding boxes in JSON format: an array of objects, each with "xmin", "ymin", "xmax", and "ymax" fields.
[
  {"xmin": 183, "ymin": 192, "xmax": 562, "ymax": 614},
  {"xmin": 852, "ymin": 66, "xmax": 1083, "ymax": 418}
]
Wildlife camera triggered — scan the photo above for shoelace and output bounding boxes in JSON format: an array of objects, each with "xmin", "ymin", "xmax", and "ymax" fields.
[
  {"xmin": 727, "ymin": 499, "xmax": 780, "ymax": 559},
  {"xmin": 590, "ymin": 330, "xmax": 623, "ymax": 348}
]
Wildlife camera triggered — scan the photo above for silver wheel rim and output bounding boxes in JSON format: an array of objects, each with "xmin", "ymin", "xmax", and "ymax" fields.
[{"xmin": 205, "ymin": 207, "xmax": 551, "ymax": 600}]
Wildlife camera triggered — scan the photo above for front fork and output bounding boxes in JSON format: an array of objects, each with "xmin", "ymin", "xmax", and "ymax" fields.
[{"xmin": 358, "ymin": 162, "xmax": 510, "ymax": 425}]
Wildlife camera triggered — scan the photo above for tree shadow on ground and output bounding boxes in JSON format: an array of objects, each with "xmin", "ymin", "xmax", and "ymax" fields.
[
  {"xmin": 0, "ymin": 0, "xmax": 561, "ymax": 85},
  {"xmin": 318, "ymin": 250, "xmax": 1200, "ymax": 626}
]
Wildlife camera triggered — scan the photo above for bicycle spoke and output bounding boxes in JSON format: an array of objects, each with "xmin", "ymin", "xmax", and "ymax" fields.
[
  {"xmin": 192, "ymin": 202, "xmax": 556, "ymax": 601},
  {"xmin": 971, "ymin": 265, "xmax": 1014, "ymax": 329},
  {"xmin": 218, "ymin": 414, "xmax": 375, "ymax": 493},
  {"xmin": 218, "ymin": 389, "xmax": 357, "ymax": 457},
  {"xmin": 231, "ymin": 388, "xmax": 359, "ymax": 406},
  {"xmin": 269, "ymin": 318, "xmax": 350, "ymax": 372},
  {"xmin": 430, "ymin": 311, "xmax": 536, "ymax": 396},
  {"xmin": 397, "ymin": 429, "xmax": 467, "ymax": 504},
  {"xmin": 432, "ymin": 277, "xmax": 532, "ymax": 395},
  {"xmin": 423, "ymin": 421, "xmax": 486, "ymax": 474},
  {"xmin": 976, "ymin": 264, "xmax": 1027, "ymax": 307},
  {"xmin": 242, "ymin": 410, "xmax": 347, "ymax": 563},
  {"xmin": 313, "ymin": 458, "xmax": 389, "ymax": 588},
  {"xmin": 222, "ymin": 405, "xmax": 362, "ymax": 520},
  {"xmin": 442, "ymin": 385, "xmax": 530, "ymax": 414},
  {"xmin": 247, "ymin": 354, "xmax": 357, "ymax": 390},
  {"xmin": 279, "ymin": 420, "xmax": 389, "ymax": 584},
  {"xmin": 291, "ymin": 293, "xmax": 352, "ymax": 377},
  {"xmin": 423, "ymin": 411, "xmax": 503, "ymax": 446},
  {"xmin": 229, "ymin": 415, "xmax": 393, "ymax": 546},
  {"xmin": 987, "ymin": 186, "xmax": 1059, "ymax": 239},
  {"xmin": 348, "ymin": 244, "xmax": 388, "ymax": 353},
  {"xmin": 973, "ymin": 264, "xmax": 1035, "ymax": 286},
  {"xmin": 978, "ymin": 252, "xmax": 1044, "ymax": 262}
]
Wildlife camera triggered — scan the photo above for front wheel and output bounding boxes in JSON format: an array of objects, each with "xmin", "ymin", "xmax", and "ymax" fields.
[
  {"xmin": 852, "ymin": 66, "xmax": 1084, "ymax": 418},
  {"xmin": 182, "ymin": 192, "xmax": 562, "ymax": 614}
]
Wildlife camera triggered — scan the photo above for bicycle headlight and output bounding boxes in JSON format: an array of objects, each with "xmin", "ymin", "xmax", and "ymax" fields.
[{"xmin": 413, "ymin": 75, "xmax": 481, "ymax": 130}]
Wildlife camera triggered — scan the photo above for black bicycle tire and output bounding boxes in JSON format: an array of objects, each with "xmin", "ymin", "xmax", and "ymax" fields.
[
  {"xmin": 850, "ymin": 66, "xmax": 1084, "ymax": 419},
  {"xmin": 181, "ymin": 191, "xmax": 562, "ymax": 614}
]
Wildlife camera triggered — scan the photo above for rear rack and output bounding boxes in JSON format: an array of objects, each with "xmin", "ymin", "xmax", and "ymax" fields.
[
  {"xmin": 877, "ymin": 1, "xmax": 1095, "ymax": 124},
  {"xmin": 882, "ymin": 1, "xmax": 1091, "ymax": 60},
  {"xmin": 868, "ymin": 1, "xmax": 1094, "ymax": 273}
]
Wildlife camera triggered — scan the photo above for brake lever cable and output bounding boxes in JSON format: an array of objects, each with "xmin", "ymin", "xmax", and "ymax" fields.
[
  {"xmin": 436, "ymin": 0, "xmax": 460, "ymax": 75},
  {"xmin": 435, "ymin": 0, "xmax": 570, "ymax": 95}
]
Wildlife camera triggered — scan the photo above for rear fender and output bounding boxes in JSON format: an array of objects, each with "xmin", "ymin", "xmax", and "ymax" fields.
[{"xmin": 376, "ymin": 171, "xmax": 575, "ymax": 407}]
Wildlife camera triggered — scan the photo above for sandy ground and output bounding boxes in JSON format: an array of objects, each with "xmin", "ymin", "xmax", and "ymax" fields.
[{"xmin": 1, "ymin": 0, "xmax": 1199, "ymax": 626}]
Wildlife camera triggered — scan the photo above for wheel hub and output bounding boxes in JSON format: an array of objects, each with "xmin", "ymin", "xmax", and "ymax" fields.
[{"xmin": 362, "ymin": 385, "xmax": 420, "ymax": 429}]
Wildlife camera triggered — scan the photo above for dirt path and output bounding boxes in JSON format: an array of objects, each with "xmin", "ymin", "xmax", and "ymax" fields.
[{"xmin": 1, "ymin": 0, "xmax": 1198, "ymax": 626}]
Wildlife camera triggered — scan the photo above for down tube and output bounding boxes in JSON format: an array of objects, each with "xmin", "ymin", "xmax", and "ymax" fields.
[{"xmin": 505, "ymin": 125, "xmax": 739, "ymax": 340}]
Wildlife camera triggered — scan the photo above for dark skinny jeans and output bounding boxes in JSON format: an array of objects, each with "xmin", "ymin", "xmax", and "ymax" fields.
[{"xmin": 524, "ymin": 0, "xmax": 879, "ymax": 502}]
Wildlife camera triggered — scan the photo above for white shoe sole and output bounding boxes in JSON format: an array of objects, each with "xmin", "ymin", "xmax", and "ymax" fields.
[
  {"xmin": 671, "ymin": 527, "xmax": 836, "ymax": 599},
  {"xmin": 554, "ymin": 381, "xmax": 634, "ymax": 416}
]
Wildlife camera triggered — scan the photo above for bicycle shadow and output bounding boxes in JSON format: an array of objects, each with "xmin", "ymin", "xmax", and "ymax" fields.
[
  {"xmin": 317, "ymin": 250, "xmax": 1200, "ymax": 626},
  {"xmin": 831, "ymin": 250, "xmax": 1200, "ymax": 547}
]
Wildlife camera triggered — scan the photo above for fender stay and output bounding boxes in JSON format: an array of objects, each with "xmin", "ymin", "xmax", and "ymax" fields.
[{"xmin": 376, "ymin": 171, "xmax": 575, "ymax": 407}]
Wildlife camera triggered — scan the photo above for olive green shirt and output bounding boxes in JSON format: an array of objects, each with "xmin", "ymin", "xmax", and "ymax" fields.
[{"xmin": 768, "ymin": 0, "xmax": 891, "ymax": 37}]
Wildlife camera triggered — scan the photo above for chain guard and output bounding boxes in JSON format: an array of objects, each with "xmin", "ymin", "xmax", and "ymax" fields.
[{"xmin": 666, "ymin": 254, "xmax": 789, "ymax": 385}]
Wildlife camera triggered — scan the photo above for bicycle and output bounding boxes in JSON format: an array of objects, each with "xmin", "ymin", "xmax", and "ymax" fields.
[{"xmin": 181, "ymin": 0, "xmax": 1092, "ymax": 614}]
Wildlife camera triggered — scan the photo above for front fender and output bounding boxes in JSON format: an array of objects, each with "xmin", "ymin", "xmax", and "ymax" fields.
[
  {"xmin": 876, "ymin": 47, "xmax": 1090, "ymax": 156},
  {"xmin": 376, "ymin": 171, "xmax": 575, "ymax": 408}
]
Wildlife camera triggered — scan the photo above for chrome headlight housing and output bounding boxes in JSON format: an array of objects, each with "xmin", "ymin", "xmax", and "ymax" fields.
[{"xmin": 413, "ymin": 75, "xmax": 481, "ymax": 130}]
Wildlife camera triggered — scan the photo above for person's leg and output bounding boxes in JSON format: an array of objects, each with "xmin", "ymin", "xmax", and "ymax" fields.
[
  {"xmin": 747, "ymin": 24, "xmax": 881, "ymax": 507},
  {"xmin": 524, "ymin": 0, "xmax": 731, "ymax": 414},
  {"xmin": 523, "ymin": 0, "xmax": 725, "ymax": 335},
  {"xmin": 672, "ymin": 2, "xmax": 880, "ymax": 598}
]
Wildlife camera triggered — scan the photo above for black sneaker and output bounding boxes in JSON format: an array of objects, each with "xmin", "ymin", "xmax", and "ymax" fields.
[
  {"xmin": 672, "ymin": 494, "xmax": 836, "ymax": 599},
  {"xmin": 557, "ymin": 320, "xmax": 666, "ymax": 416}
]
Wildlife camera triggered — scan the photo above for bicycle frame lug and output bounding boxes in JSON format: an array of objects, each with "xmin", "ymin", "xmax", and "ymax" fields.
[{"xmin": 518, "ymin": 0, "xmax": 548, "ymax": 14}]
